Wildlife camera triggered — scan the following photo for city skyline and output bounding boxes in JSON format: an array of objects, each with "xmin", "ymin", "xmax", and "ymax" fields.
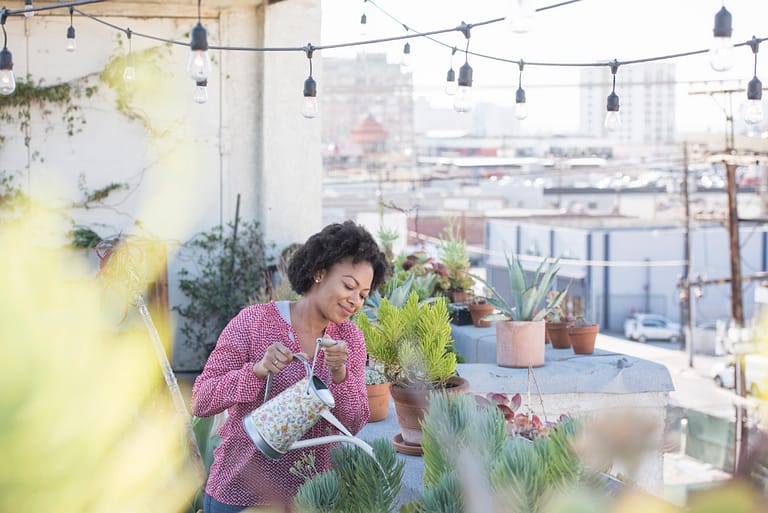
[{"xmin": 320, "ymin": 0, "xmax": 768, "ymax": 136}]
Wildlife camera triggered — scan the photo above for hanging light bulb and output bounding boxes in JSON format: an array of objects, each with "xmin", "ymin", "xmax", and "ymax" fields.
[
  {"xmin": 515, "ymin": 87, "xmax": 528, "ymax": 120},
  {"xmin": 0, "ymin": 46, "xmax": 15, "ymax": 96},
  {"xmin": 188, "ymin": 22, "xmax": 211, "ymax": 80},
  {"xmin": 359, "ymin": 0, "xmax": 368, "ymax": 36},
  {"xmin": 453, "ymin": 23, "xmax": 474, "ymax": 113},
  {"xmin": 605, "ymin": 92, "xmax": 621, "ymax": 132},
  {"xmin": 193, "ymin": 79, "xmax": 208, "ymax": 104},
  {"xmin": 604, "ymin": 61, "xmax": 621, "ymax": 132},
  {"xmin": 0, "ymin": 19, "xmax": 14, "ymax": 97},
  {"xmin": 710, "ymin": 5, "xmax": 733, "ymax": 72},
  {"xmin": 400, "ymin": 42, "xmax": 412, "ymax": 72},
  {"xmin": 745, "ymin": 77, "xmax": 763, "ymax": 125},
  {"xmin": 445, "ymin": 67, "xmax": 457, "ymax": 95},
  {"xmin": 301, "ymin": 45, "xmax": 318, "ymax": 118},
  {"xmin": 514, "ymin": 61, "xmax": 528, "ymax": 120},
  {"xmin": 122, "ymin": 29, "xmax": 135, "ymax": 82},
  {"xmin": 505, "ymin": 0, "xmax": 536, "ymax": 34},
  {"xmin": 24, "ymin": 0, "xmax": 34, "ymax": 18},
  {"xmin": 302, "ymin": 77, "xmax": 318, "ymax": 118},
  {"xmin": 65, "ymin": 7, "xmax": 76, "ymax": 52},
  {"xmin": 745, "ymin": 39, "xmax": 763, "ymax": 125},
  {"xmin": 445, "ymin": 46, "xmax": 458, "ymax": 95},
  {"xmin": 454, "ymin": 61, "xmax": 473, "ymax": 113}
]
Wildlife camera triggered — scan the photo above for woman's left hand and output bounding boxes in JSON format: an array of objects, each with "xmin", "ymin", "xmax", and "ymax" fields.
[{"xmin": 322, "ymin": 339, "xmax": 348, "ymax": 378}]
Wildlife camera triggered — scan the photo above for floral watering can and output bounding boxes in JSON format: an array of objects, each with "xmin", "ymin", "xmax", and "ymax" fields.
[{"xmin": 242, "ymin": 351, "xmax": 375, "ymax": 461}]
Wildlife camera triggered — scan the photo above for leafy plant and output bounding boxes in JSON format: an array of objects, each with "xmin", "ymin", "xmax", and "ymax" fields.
[
  {"xmin": 293, "ymin": 439, "xmax": 405, "ymax": 513},
  {"xmin": 476, "ymin": 253, "xmax": 568, "ymax": 322},
  {"xmin": 365, "ymin": 366, "xmax": 388, "ymax": 385},
  {"xmin": 474, "ymin": 392, "xmax": 571, "ymax": 441},
  {"xmin": 174, "ymin": 220, "xmax": 273, "ymax": 366},
  {"xmin": 436, "ymin": 222, "xmax": 474, "ymax": 293},
  {"xmin": 356, "ymin": 292, "xmax": 457, "ymax": 389},
  {"xmin": 415, "ymin": 391, "xmax": 586, "ymax": 513}
]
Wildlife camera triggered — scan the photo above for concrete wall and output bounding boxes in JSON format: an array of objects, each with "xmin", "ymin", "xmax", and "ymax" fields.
[{"xmin": 0, "ymin": 0, "xmax": 322, "ymax": 369}]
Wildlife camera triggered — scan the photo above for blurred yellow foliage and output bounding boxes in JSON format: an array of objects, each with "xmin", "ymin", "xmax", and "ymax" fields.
[{"xmin": 0, "ymin": 213, "xmax": 198, "ymax": 513}]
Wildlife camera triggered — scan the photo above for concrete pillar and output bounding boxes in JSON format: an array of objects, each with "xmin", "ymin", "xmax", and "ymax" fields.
[{"xmin": 259, "ymin": 0, "xmax": 323, "ymax": 253}]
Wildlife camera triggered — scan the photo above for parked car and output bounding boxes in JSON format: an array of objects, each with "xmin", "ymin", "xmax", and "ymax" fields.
[
  {"xmin": 624, "ymin": 313, "xmax": 681, "ymax": 343},
  {"xmin": 713, "ymin": 354, "xmax": 768, "ymax": 396}
]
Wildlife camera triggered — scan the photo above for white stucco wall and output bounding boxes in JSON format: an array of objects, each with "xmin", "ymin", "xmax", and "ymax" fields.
[{"xmin": 0, "ymin": 1, "xmax": 323, "ymax": 370}]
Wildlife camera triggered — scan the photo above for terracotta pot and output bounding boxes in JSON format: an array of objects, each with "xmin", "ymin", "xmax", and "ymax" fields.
[
  {"xmin": 468, "ymin": 301, "xmax": 494, "ymax": 327},
  {"xmin": 496, "ymin": 320, "xmax": 545, "ymax": 368},
  {"xmin": 569, "ymin": 324, "xmax": 599, "ymax": 354},
  {"xmin": 366, "ymin": 382, "xmax": 391, "ymax": 422},
  {"xmin": 546, "ymin": 321, "xmax": 573, "ymax": 349},
  {"xmin": 390, "ymin": 376, "xmax": 470, "ymax": 446}
]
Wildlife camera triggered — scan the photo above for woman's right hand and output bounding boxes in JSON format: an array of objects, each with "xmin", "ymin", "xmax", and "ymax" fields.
[{"xmin": 252, "ymin": 343, "xmax": 292, "ymax": 378}]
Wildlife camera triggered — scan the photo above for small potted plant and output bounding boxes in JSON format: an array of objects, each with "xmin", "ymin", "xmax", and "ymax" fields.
[
  {"xmin": 365, "ymin": 365, "xmax": 391, "ymax": 422},
  {"xmin": 545, "ymin": 291, "xmax": 572, "ymax": 349},
  {"xmin": 467, "ymin": 295, "xmax": 495, "ymax": 327},
  {"xmin": 568, "ymin": 316, "xmax": 599, "ymax": 354},
  {"xmin": 475, "ymin": 253, "xmax": 568, "ymax": 368},
  {"xmin": 434, "ymin": 223, "xmax": 474, "ymax": 303},
  {"xmin": 356, "ymin": 292, "xmax": 469, "ymax": 451}
]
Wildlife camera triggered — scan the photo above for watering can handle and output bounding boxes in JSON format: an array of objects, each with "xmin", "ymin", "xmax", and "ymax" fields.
[{"xmin": 263, "ymin": 353, "xmax": 312, "ymax": 403}]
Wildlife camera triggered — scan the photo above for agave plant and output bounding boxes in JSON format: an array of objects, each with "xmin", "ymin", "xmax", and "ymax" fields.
[{"xmin": 476, "ymin": 253, "xmax": 568, "ymax": 322}]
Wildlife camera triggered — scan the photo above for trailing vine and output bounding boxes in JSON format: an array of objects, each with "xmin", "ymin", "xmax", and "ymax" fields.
[{"xmin": 0, "ymin": 78, "xmax": 97, "ymax": 144}]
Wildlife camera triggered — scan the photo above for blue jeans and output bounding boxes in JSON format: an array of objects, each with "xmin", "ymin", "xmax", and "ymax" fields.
[{"xmin": 204, "ymin": 493, "xmax": 247, "ymax": 513}]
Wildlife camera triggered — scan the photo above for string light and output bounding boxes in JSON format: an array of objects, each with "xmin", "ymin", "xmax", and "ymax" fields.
[
  {"xmin": 188, "ymin": 0, "xmax": 211, "ymax": 81},
  {"xmin": 515, "ymin": 60, "xmax": 528, "ymax": 120},
  {"xmin": 302, "ymin": 44, "xmax": 318, "ymax": 119},
  {"xmin": 66, "ymin": 7, "xmax": 76, "ymax": 52},
  {"xmin": 400, "ymin": 41, "xmax": 412, "ymax": 71},
  {"xmin": 359, "ymin": 0, "xmax": 367, "ymax": 36},
  {"xmin": 122, "ymin": 28, "xmax": 135, "ymax": 82},
  {"xmin": 193, "ymin": 79, "xmax": 208, "ymax": 104},
  {"xmin": 0, "ymin": 11, "xmax": 15, "ymax": 96},
  {"xmin": 745, "ymin": 37, "xmax": 763, "ymax": 125},
  {"xmin": 0, "ymin": 0, "xmax": 766, "ymax": 129},
  {"xmin": 23, "ymin": 0, "xmax": 34, "ymax": 19},
  {"xmin": 454, "ymin": 23, "xmax": 473, "ymax": 113},
  {"xmin": 445, "ymin": 47, "xmax": 457, "ymax": 96},
  {"xmin": 710, "ymin": 4, "xmax": 734, "ymax": 72},
  {"xmin": 604, "ymin": 60, "xmax": 621, "ymax": 133},
  {"xmin": 504, "ymin": 0, "xmax": 535, "ymax": 34}
]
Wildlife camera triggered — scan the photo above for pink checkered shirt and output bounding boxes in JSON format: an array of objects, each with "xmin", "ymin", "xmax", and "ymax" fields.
[{"xmin": 191, "ymin": 301, "xmax": 370, "ymax": 507}]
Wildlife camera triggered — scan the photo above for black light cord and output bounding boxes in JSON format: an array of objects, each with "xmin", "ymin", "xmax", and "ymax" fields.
[{"xmin": 0, "ymin": 0, "xmax": 765, "ymax": 75}]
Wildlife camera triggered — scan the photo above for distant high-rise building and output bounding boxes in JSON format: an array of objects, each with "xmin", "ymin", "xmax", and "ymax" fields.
[
  {"xmin": 320, "ymin": 53, "xmax": 414, "ymax": 155},
  {"xmin": 579, "ymin": 62, "xmax": 676, "ymax": 144}
]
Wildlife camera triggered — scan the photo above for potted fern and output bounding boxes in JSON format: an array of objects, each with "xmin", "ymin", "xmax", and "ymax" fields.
[
  {"xmin": 476, "ymin": 253, "xmax": 568, "ymax": 368},
  {"xmin": 356, "ymin": 292, "xmax": 469, "ymax": 452}
]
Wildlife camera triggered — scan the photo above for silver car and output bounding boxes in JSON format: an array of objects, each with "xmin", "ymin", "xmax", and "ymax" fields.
[{"xmin": 624, "ymin": 313, "xmax": 681, "ymax": 343}]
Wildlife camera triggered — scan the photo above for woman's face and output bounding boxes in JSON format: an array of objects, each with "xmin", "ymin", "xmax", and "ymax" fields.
[{"xmin": 312, "ymin": 257, "xmax": 373, "ymax": 323}]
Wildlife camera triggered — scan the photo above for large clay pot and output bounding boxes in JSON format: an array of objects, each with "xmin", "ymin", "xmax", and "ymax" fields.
[
  {"xmin": 546, "ymin": 321, "xmax": 573, "ymax": 349},
  {"xmin": 569, "ymin": 324, "xmax": 599, "ymax": 354},
  {"xmin": 390, "ymin": 376, "xmax": 470, "ymax": 447},
  {"xmin": 496, "ymin": 320, "xmax": 545, "ymax": 368},
  {"xmin": 366, "ymin": 382, "xmax": 391, "ymax": 422},
  {"xmin": 468, "ymin": 301, "xmax": 495, "ymax": 327}
]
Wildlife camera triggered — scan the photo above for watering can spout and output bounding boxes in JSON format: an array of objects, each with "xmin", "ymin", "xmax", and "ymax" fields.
[{"xmin": 289, "ymin": 435, "xmax": 376, "ymax": 459}]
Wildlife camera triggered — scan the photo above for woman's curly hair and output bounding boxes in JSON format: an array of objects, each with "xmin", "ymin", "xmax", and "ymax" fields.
[{"xmin": 287, "ymin": 221, "xmax": 391, "ymax": 294}]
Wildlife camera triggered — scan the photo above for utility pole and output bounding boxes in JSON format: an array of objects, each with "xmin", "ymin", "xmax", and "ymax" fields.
[{"xmin": 689, "ymin": 85, "xmax": 749, "ymax": 472}]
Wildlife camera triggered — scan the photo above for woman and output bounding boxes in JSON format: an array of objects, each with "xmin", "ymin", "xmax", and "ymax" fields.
[{"xmin": 192, "ymin": 221, "xmax": 390, "ymax": 512}]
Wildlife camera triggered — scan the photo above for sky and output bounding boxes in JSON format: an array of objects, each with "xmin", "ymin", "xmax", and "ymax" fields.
[{"xmin": 320, "ymin": 0, "xmax": 768, "ymax": 135}]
